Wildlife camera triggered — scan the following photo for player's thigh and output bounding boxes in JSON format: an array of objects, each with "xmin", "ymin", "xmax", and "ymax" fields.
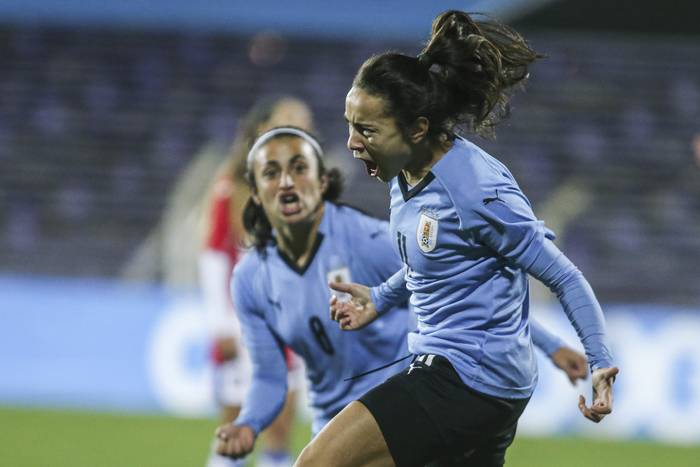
[
  {"xmin": 294, "ymin": 401, "xmax": 394, "ymax": 467},
  {"xmin": 425, "ymin": 423, "xmax": 518, "ymax": 467},
  {"xmin": 463, "ymin": 423, "xmax": 518, "ymax": 467}
]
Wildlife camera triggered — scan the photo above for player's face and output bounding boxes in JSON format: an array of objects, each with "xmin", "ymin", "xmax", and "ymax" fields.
[
  {"xmin": 345, "ymin": 86, "xmax": 411, "ymax": 182},
  {"xmin": 251, "ymin": 136, "xmax": 326, "ymax": 228}
]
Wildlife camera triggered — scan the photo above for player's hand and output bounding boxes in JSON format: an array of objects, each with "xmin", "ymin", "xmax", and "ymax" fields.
[
  {"xmin": 329, "ymin": 281, "xmax": 378, "ymax": 330},
  {"xmin": 551, "ymin": 347, "xmax": 588, "ymax": 385},
  {"xmin": 578, "ymin": 366, "xmax": 619, "ymax": 423},
  {"xmin": 214, "ymin": 337, "xmax": 238, "ymax": 361},
  {"xmin": 215, "ymin": 424, "xmax": 256, "ymax": 459}
]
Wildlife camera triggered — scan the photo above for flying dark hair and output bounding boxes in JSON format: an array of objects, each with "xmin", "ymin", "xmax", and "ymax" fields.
[
  {"xmin": 242, "ymin": 127, "xmax": 344, "ymax": 251},
  {"xmin": 353, "ymin": 10, "xmax": 542, "ymax": 139}
]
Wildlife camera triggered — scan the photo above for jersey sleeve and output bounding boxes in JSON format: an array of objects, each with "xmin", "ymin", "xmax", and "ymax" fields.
[
  {"xmin": 370, "ymin": 266, "xmax": 410, "ymax": 314},
  {"xmin": 230, "ymin": 262, "xmax": 288, "ymax": 435},
  {"xmin": 466, "ymin": 192, "xmax": 613, "ymax": 371},
  {"xmin": 469, "ymin": 189, "xmax": 554, "ymax": 270},
  {"xmin": 527, "ymin": 239, "xmax": 614, "ymax": 370},
  {"xmin": 530, "ymin": 318, "xmax": 566, "ymax": 357}
]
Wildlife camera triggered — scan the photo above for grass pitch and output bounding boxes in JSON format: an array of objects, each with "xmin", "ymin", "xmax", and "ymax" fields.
[{"xmin": 1, "ymin": 406, "xmax": 697, "ymax": 467}]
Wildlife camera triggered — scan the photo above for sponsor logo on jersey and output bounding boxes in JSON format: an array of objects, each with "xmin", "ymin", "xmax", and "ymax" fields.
[{"xmin": 417, "ymin": 212, "xmax": 438, "ymax": 253}]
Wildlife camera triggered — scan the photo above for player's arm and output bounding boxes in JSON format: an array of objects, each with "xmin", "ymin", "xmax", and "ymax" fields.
[
  {"xmin": 530, "ymin": 318, "xmax": 587, "ymax": 385},
  {"xmin": 471, "ymin": 193, "xmax": 617, "ymax": 423},
  {"xmin": 215, "ymin": 270, "xmax": 288, "ymax": 459},
  {"xmin": 526, "ymin": 239, "xmax": 618, "ymax": 422}
]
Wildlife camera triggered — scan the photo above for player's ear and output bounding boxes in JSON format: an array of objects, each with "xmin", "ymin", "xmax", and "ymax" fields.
[
  {"xmin": 319, "ymin": 172, "xmax": 329, "ymax": 195},
  {"xmin": 244, "ymin": 169, "xmax": 261, "ymax": 205},
  {"xmin": 408, "ymin": 116, "xmax": 429, "ymax": 144}
]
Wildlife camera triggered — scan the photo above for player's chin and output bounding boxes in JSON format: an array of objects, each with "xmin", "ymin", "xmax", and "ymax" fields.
[
  {"xmin": 281, "ymin": 209, "xmax": 311, "ymax": 224},
  {"xmin": 377, "ymin": 166, "xmax": 401, "ymax": 183}
]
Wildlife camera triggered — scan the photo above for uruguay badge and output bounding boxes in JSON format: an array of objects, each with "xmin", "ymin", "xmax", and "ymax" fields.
[{"xmin": 416, "ymin": 212, "xmax": 438, "ymax": 253}]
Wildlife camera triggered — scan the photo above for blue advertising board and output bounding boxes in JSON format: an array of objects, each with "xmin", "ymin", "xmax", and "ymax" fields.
[{"xmin": 1, "ymin": 275, "xmax": 699, "ymax": 442}]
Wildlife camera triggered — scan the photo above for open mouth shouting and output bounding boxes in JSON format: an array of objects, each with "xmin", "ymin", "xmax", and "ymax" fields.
[
  {"xmin": 359, "ymin": 158, "xmax": 379, "ymax": 178},
  {"xmin": 279, "ymin": 192, "xmax": 302, "ymax": 216}
]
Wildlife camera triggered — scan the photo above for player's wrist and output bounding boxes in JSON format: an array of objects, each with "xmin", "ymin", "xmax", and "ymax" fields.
[
  {"xmin": 369, "ymin": 286, "xmax": 388, "ymax": 315},
  {"xmin": 233, "ymin": 421, "xmax": 259, "ymax": 438}
]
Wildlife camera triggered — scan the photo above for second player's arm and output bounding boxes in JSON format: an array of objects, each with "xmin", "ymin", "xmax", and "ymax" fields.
[
  {"xmin": 216, "ymin": 271, "xmax": 289, "ymax": 459},
  {"xmin": 530, "ymin": 318, "xmax": 588, "ymax": 384}
]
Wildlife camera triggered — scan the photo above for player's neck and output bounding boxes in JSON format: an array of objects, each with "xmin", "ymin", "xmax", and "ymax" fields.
[
  {"xmin": 402, "ymin": 139, "xmax": 452, "ymax": 186},
  {"xmin": 275, "ymin": 203, "xmax": 325, "ymax": 268}
]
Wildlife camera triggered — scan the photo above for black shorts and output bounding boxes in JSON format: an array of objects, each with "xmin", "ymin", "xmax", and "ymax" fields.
[{"xmin": 358, "ymin": 354, "xmax": 530, "ymax": 467}]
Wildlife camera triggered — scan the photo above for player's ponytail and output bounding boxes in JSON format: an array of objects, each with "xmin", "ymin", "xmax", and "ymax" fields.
[
  {"xmin": 242, "ymin": 197, "xmax": 274, "ymax": 251},
  {"xmin": 323, "ymin": 168, "xmax": 343, "ymax": 203},
  {"xmin": 420, "ymin": 10, "xmax": 541, "ymax": 135},
  {"xmin": 353, "ymin": 10, "xmax": 541, "ymax": 140}
]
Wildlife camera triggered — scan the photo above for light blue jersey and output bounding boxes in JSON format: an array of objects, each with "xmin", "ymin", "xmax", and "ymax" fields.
[
  {"xmin": 372, "ymin": 138, "xmax": 614, "ymax": 399},
  {"xmin": 232, "ymin": 203, "xmax": 412, "ymax": 435},
  {"xmin": 232, "ymin": 200, "xmax": 577, "ymax": 435}
]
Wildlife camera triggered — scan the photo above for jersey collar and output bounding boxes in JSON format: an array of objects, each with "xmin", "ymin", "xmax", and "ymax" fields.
[
  {"xmin": 398, "ymin": 171, "xmax": 435, "ymax": 201},
  {"xmin": 276, "ymin": 232, "xmax": 324, "ymax": 276}
]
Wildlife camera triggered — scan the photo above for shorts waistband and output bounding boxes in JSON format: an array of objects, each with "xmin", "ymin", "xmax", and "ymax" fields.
[{"xmin": 413, "ymin": 353, "xmax": 445, "ymax": 367}]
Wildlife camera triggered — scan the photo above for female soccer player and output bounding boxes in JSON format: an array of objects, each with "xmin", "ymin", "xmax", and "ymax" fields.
[
  {"xmin": 300, "ymin": 10, "xmax": 619, "ymax": 467},
  {"xmin": 213, "ymin": 127, "xmax": 588, "ymax": 463},
  {"xmin": 200, "ymin": 96, "xmax": 311, "ymax": 467}
]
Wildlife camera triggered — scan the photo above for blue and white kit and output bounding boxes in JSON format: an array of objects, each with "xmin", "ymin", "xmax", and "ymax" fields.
[
  {"xmin": 371, "ymin": 137, "xmax": 614, "ymax": 399},
  {"xmin": 232, "ymin": 201, "xmax": 573, "ymax": 435}
]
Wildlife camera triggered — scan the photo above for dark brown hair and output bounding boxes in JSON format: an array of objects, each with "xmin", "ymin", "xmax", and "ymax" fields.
[
  {"xmin": 242, "ymin": 128, "xmax": 343, "ymax": 251},
  {"xmin": 353, "ymin": 10, "xmax": 542, "ymax": 139}
]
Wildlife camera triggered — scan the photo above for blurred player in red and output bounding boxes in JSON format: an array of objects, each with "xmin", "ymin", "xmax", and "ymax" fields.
[{"xmin": 199, "ymin": 96, "xmax": 313, "ymax": 467}]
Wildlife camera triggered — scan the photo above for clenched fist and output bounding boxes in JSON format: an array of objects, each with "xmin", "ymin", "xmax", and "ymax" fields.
[{"xmin": 215, "ymin": 424, "xmax": 256, "ymax": 459}]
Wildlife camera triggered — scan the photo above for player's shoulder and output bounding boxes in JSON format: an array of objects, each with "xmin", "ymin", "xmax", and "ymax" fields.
[
  {"xmin": 232, "ymin": 248, "xmax": 265, "ymax": 286},
  {"xmin": 326, "ymin": 202, "xmax": 388, "ymax": 237},
  {"xmin": 435, "ymin": 138, "xmax": 519, "ymax": 208},
  {"xmin": 434, "ymin": 138, "xmax": 505, "ymax": 184}
]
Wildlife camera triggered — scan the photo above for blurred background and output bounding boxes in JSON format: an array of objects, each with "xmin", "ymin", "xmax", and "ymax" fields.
[{"xmin": 1, "ymin": 1, "xmax": 699, "ymax": 466}]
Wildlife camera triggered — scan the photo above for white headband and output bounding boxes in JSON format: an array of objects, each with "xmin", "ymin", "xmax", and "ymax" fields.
[{"xmin": 246, "ymin": 127, "xmax": 324, "ymax": 174}]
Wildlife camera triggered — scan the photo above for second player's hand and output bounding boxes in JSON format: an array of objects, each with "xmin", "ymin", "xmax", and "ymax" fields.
[
  {"xmin": 215, "ymin": 424, "xmax": 256, "ymax": 459},
  {"xmin": 578, "ymin": 366, "xmax": 619, "ymax": 423},
  {"xmin": 551, "ymin": 347, "xmax": 588, "ymax": 385},
  {"xmin": 329, "ymin": 281, "xmax": 378, "ymax": 330}
]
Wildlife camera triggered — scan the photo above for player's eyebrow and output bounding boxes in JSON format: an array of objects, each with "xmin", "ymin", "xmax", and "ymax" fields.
[
  {"xmin": 344, "ymin": 115, "xmax": 375, "ymax": 131},
  {"xmin": 288, "ymin": 154, "xmax": 307, "ymax": 164}
]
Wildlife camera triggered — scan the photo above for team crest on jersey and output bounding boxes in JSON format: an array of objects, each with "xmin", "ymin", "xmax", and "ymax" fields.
[{"xmin": 416, "ymin": 212, "xmax": 438, "ymax": 253}]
